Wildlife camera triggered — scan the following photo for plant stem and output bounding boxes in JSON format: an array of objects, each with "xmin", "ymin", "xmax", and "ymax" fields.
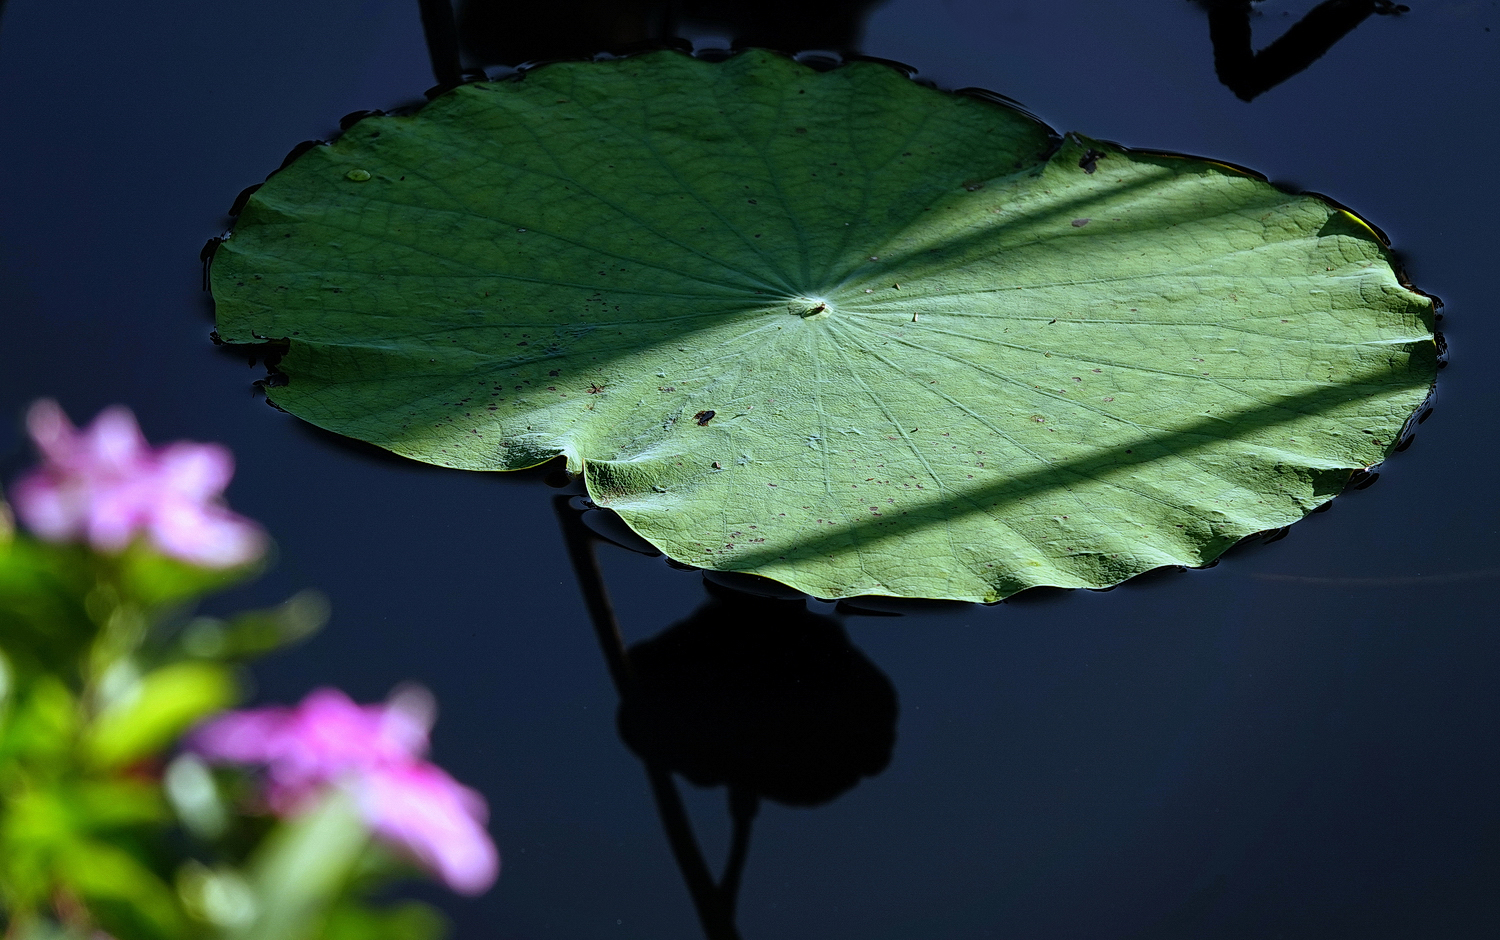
[
  {"xmin": 552, "ymin": 495, "xmax": 742, "ymax": 940},
  {"xmin": 719, "ymin": 786, "xmax": 760, "ymax": 923},
  {"xmin": 416, "ymin": 0, "xmax": 462, "ymax": 88},
  {"xmin": 552, "ymin": 495, "xmax": 634, "ymax": 693}
]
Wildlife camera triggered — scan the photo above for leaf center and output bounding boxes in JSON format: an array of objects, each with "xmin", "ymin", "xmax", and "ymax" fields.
[{"xmin": 792, "ymin": 298, "xmax": 833, "ymax": 320}]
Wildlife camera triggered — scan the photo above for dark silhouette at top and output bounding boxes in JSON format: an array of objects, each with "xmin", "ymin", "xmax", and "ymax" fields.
[
  {"xmin": 456, "ymin": 0, "xmax": 883, "ymax": 65},
  {"xmin": 418, "ymin": 0, "xmax": 466, "ymax": 87},
  {"xmin": 430, "ymin": 0, "xmax": 1406, "ymax": 101},
  {"xmin": 1202, "ymin": 0, "xmax": 1409, "ymax": 101}
]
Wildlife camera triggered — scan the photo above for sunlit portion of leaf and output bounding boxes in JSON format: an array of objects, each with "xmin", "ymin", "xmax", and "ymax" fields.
[{"xmin": 212, "ymin": 50, "xmax": 1436, "ymax": 601}]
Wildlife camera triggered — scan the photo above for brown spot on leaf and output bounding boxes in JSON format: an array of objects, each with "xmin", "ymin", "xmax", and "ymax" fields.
[{"xmin": 1079, "ymin": 149, "xmax": 1106, "ymax": 173}]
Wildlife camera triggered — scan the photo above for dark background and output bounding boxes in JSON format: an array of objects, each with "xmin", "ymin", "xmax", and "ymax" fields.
[{"xmin": 2, "ymin": 1, "xmax": 1497, "ymax": 937}]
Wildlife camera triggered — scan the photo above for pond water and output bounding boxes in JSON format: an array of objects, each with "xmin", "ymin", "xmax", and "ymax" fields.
[{"xmin": 2, "ymin": 1, "xmax": 1497, "ymax": 937}]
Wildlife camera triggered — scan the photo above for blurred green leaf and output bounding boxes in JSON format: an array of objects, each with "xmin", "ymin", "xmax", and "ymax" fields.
[
  {"xmin": 0, "ymin": 677, "xmax": 78, "ymax": 764},
  {"xmin": 55, "ymin": 838, "xmax": 184, "ymax": 940},
  {"xmin": 86, "ymin": 662, "xmax": 237, "ymax": 769},
  {"xmin": 1, "ymin": 779, "xmax": 168, "ymax": 931},
  {"xmin": 73, "ymin": 779, "xmax": 168, "ymax": 828},
  {"xmin": 322, "ymin": 900, "xmax": 449, "ymax": 940},
  {"xmin": 179, "ymin": 590, "xmax": 330, "ymax": 662},
  {"xmin": 232, "ymin": 790, "xmax": 370, "ymax": 940},
  {"xmin": 0, "ymin": 540, "xmax": 95, "ymax": 679},
  {"xmin": 177, "ymin": 860, "xmax": 258, "ymax": 931},
  {"xmin": 0, "ymin": 647, "xmax": 14, "ymax": 720},
  {"xmin": 163, "ymin": 754, "xmax": 230, "ymax": 841},
  {"xmin": 0, "ymin": 787, "xmax": 72, "ymax": 911},
  {"xmin": 114, "ymin": 543, "xmax": 260, "ymax": 610},
  {"xmin": 6, "ymin": 919, "xmax": 99, "ymax": 940}
]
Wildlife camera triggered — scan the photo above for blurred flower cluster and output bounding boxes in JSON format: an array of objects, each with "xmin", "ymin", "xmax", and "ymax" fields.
[
  {"xmin": 0, "ymin": 402, "xmax": 496, "ymax": 940},
  {"xmin": 12, "ymin": 400, "xmax": 266, "ymax": 569},
  {"xmin": 190, "ymin": 688, "xmax": 498, "ymax": 895}
]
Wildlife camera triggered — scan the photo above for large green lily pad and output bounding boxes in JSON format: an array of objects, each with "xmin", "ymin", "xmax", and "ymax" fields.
[{"xmin": 212, "ymin": 49, "xmax": 1436, "ymax": 602}]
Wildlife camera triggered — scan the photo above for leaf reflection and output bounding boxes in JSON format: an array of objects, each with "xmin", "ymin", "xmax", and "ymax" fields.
[
  {"xmin": 555, "ymin": 495, "xmax": 898, "ymax": 940},
  {"xmin": 1201, "ymin": 0, "xmax": 1409, "ymax": 101},
  {"xmin": 620, "ymin": 582, "xmax": 897, "ymax": 807},
  {"xmin": 449, "ymin": 0, "xmax": 1402, "ymax": 101}
]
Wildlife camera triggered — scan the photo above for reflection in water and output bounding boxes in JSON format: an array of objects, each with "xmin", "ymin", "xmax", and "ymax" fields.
[
  {"xmin": 428, "ymin": 0, "xmax": 1401, "ymax": 102},
  {"xmin": 457, "ymin": 0, "xmax": 884, "ymax": 65},
  {"xmin": 1200, "ymin": 0, "xmax": 1408, "ymax": 101},
  {"xmin": 419, "ymin": 0, "xmax": 467, "ymax": 87},
  {"xmin": 619, "ymin": 582, "xmax": 897, "ymax": 807},
  {"xmin": 556, "ymin": 495, "xmax": 898, "ymax": 940}
]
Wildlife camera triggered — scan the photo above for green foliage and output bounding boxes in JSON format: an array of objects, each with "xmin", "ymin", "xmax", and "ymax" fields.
[
  {"xmin": 0, "ymin": 676, "xmax": 181, "ymax": 940},
  {"xmin": 0, "ymin": 533, "xmax": 245, "ymax": 939},
  {"xmin": 0, "ymin": 526, "xmax": 442, "ymax": 940},
  {"xmin": 176, "ymin": 592, "xmax": 330, "ymax": 664},
  {"xmin": 228, "ymin": 792, "xmax": 370, "ymax": 940},
  {"xmin": 85, "ymin": 662, "xmax": 237, "ymax": 770},
  {"xmin": 213, "ymin": 49, "xmax": 1436, "ymax": 601},
  {"xmin": 320, "ymin": 900, "xmax": 447, "ymax": 940},
  {"xmin": 0, "ymin": 540, "xmax": 98, "ymax": 679}
]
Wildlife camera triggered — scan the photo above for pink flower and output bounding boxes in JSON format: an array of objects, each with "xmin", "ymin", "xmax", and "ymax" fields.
[
  {"xmin": 360, "ymin": 762, "xmax": 498, "ymax": 896},
  {"xmin": 9, "ymin": 399, "xmax": 265, "ymax": 567},
  {"xmin": 188, "ymin": 688, "xmax": 431, "ymax": 812},
  {"xmin": 189, "ymin": 688, "xmax": 498, "ymax": 895}
]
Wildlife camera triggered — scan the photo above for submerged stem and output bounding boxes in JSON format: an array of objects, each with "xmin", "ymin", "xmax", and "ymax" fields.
[
  {"xmin": 416, "ymin": 0, "xmax": 462, "ymax": 88},
  {"xmin": 553, "ymin": 495, "xmax": 742, "ymax": 940},
  {"xmin": 719, "ymin": 786, "xmax": 760, "ymax": 923}
]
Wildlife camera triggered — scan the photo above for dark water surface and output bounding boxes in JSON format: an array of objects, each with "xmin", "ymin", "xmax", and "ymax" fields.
[{"xmin": 2, "ymin": 1, "xmax": 1498, "ymax": 937}]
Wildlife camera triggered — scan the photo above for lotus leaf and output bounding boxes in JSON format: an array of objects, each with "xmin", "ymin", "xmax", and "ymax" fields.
[{"xmin": 211, "ymin": 49, "xmax": 1436, "ymax": 602}]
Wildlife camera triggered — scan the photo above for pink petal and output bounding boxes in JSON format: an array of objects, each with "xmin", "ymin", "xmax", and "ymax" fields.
[
  {"xmin": 148, "ymin": 499, "xmax": 267, "ymax": 568},
  {"xmin": 264, "ymin": 689, "xmax": 429, "ymax": 789},
  {"xmin": 187, "ymin": 708, "xmax": 294, "ymax": 764},
  {"xmin": 85, "ymin": 477, "xmax": 154, "ymax": 552},
  {"xmin": 11, "ymin": 400, "xmax": 266, "ymax": 569},
  {"xmin": 187, "ymin": 688, "xmax": 498, "ymax": 895},
  {"xmin": 189, "ymin": 689, "xmax": 430, "ymax": 789},
  {"xmin": 358, "ymin": 763, "xmax": 499, "ymax": 895},
  {"xmin": 23, "ymin": 399, "xmax": 80, "ymax": 466},
  {"xmin": 9, "ymin": 471, "xmax": 86, "ymax": 541},
  {"xmin": 379, "ymin": 685, "xmax": 436, "ymax": 759},
  {"xmin": 156, "ymin": 443, "xmax": 235, "ymax": 500},
  {"xmin": 81, "ymin": 406, "xmax": 153, "ymax": 474}
]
